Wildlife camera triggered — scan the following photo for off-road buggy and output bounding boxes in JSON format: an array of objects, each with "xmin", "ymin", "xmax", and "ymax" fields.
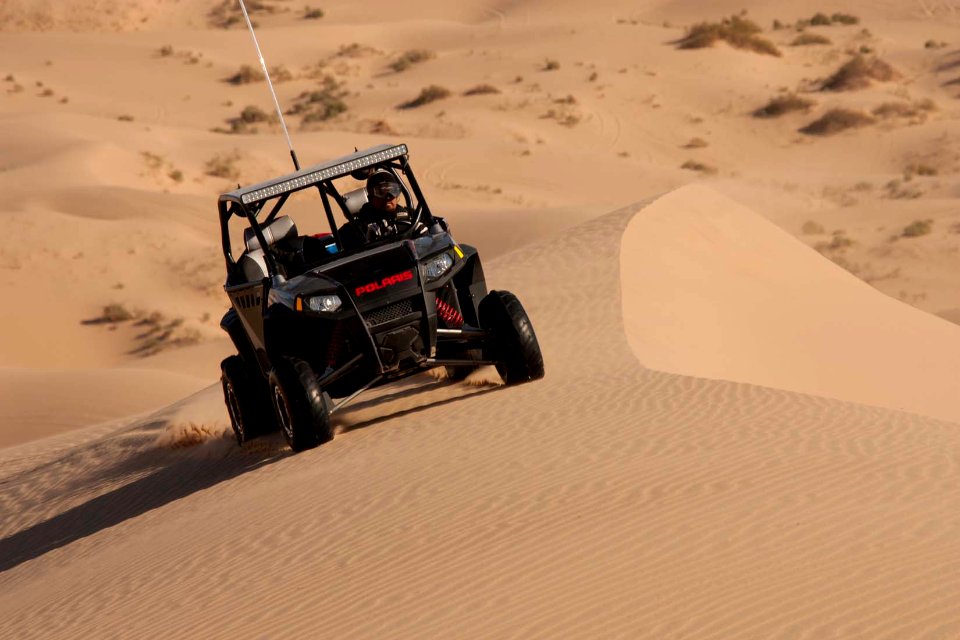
[{"xmin": 218, "ymin": 143, "xmax": 544, "ymax": 452}]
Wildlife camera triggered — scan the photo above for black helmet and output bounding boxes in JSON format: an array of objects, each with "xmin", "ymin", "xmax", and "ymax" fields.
[{"xmin": 367, "ymin": 169, "xmax": 401, "ymax": 200}]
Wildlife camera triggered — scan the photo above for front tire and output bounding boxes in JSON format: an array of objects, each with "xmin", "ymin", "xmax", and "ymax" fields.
[
  {"xmin": 221, "ymin": 355, "xmax": 274, "ymax": 446},
  {"xmin": 269, "ymin": 357, "xmax": 334, "ymax": 452},
  {"xmin": 479, "ymin": 290, "xmax": 545, "ymax": 385}
]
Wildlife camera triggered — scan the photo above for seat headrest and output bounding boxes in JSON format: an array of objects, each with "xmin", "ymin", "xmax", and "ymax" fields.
[
  {"xmin": 243, "ymin": 215, "xmax": 297, "ymax": 253},
  {"xmin": 342, "ymin": 187, "xmax": 368, "ymax": 216}
]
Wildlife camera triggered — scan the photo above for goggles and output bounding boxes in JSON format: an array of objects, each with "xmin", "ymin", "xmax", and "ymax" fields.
[{"xmin": 370, "ymin": 181, "xmax": 401, "ymax": 199}]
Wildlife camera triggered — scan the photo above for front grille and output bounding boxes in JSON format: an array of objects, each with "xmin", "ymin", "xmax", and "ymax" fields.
[{"xmin": 364, "ymin": 299, "xmax": 415, "ymax": 326}]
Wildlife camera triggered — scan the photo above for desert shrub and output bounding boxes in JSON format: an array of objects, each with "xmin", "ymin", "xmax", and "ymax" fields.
[
  {"xmin": 359, "ymin": 119, "xmax": 398, "ymax": 135},
  {"xmin": 398, "ymin": 85, "xmax": 451, "ymax": 109},
  {"xmin": 873, "ymin": 102, "xmax": 916, "ymax": 119},
  {"xmin": 158, "ymin": 45, "xmax": 174, "ymax": 57},
  {"xmin": 117, "ymin": 114, "xmax": 134, "ymax": 122},
  {"xmin": 463, "ymin": 84, "xmax": 500, "ymax": 96},
  {"xmin": 902, "ymin": 219, "xmax": 933, "ymax": 237},
  {"xmin": 299, "ymin": 92, "xmax": 347, "ymax": 122},
  {"xmin": 883, "ymin": 179, "xmax": 923, "ymax": 200},
  {"xmin": 542, "ymin": 59, "xmax": 561, "ymax": 71},
  {"xmin": 540, "ymin": 108, "xmax": 581, "ymax": 126},
  {"xmin": 925, "ymin": 40, "xmax": 948, "ymax": 49},
  {"xmin": 225, "ymin": 64, "xmax": 292, "ymax": 85},
  {"xmin": 389, "ymin": 49, "xmax": 435, "ymax": 73},
  {"xmin": 141, "ymin": 151, "xmax": 165, "ymax": 170},
  {"xmin": 791, "ymin": 32, "xmax": 831, "ymax": 46},
  {"xmin": 907, "ymin": 163, "xmax": 938, "ymax": 177},
  {"xmin": 872, "ymin": 99, "xmax": 936, "ymax": 119},
  {"xmin": 810, "ymin": 13, "xmax": 831, "ymax": 26},
  {"xmin": 168, "ymin": 169, "xmax": 184, "ymax": 182},
  {"xmin": 336, "ymin": 43, "xmax": 379, "ymax": 58},
  {"xmin": 208, "ymin": 0, "xmax": 277, "ymax": 28},
  {"xmin": 239, "ymin": 105, "xmax": 270, "ymax": 123},
  {"xmin": 101, "ymin": 303, "xmax": 134, "ymax": 323},
  {"xmin": 816, "ymin": 232, "xmax": 853, "ymax": 251},
  {"xmin": 681, "ymin": 160, "xmax": 717, "ymax": 174},
  {"xmin": 677, "ymin": 15, "xmax": 781, "ymax": 57},
  {"xmin": 285, "ymin": 76, "xmax": 348, "ymax": 123},
  {"xmin": 802, "ymin": 220, "xmax": 826, "ymax": 234},
  {"xmin": 225, "ymin": 65, "xmax": 265, "ymax": 85},
  {"xmin": 205, "ymin": 152, "xmax": 241, "ymax": 179},
  {"xmin": 800, "ymin": 109, "xmax": 874, "ymax": 135},
  {"xmin": 130, "ymin": 315, "xmax": 202, "ymax": 357},
  {"xmin": 220, "ymin": 105, "xmax": 275, "ymax": 133},
  {"xmin": 831, "ymin": 13, "xmax": 859, "ymax": 25},
  {"xmin": 753, "ymin": 93, "xmax": 815, "ymax": 118},
  {"xmin": 269, "ymin": 65, "xmax": 294, "ymax": 82},
  {"xmin": 303, "ymin": 6, "xmax": 324, "ymax": 19},
  {"xmin": 821, "ymin": 56, "xmax": 898, "ymax": 91},
  {"xmin": 683, "ymin": 137, "xmax": 709, "ymax": 148}
]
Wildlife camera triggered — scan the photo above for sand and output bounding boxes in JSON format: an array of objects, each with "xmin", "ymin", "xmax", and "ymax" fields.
[{"xmin": 1, "ymin": 0, "xmax": 959, "ymax": 637}]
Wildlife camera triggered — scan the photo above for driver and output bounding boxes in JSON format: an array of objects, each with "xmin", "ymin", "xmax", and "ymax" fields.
[{"xmin": 339, "ymin": 169, "xmax": 443, "ymax": 249}]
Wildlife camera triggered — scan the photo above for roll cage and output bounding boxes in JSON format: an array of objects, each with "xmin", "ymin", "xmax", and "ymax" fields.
[{"xmin": 217, "ymin": 143, "xmax": 435, "ymax": 279}]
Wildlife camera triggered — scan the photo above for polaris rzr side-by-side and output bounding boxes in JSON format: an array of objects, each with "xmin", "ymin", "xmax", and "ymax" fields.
[{"xmin": 218, "ymin": 143, "xmax": 545, "ymax": 452}]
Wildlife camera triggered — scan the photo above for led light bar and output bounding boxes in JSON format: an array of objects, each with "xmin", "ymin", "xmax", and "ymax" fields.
[{"xmin": 240, "ymin": 145, "xmax": 408, "ymax": 204}]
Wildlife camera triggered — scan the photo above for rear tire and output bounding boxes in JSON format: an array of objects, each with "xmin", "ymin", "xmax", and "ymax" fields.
[
  {"xmin": 221, "ymin": 355, "xmax": 274, "ymax": 446},
  {"xmin": 479, "ymin": 290, "xmax": 545, "ymax": 385},
  {"xmin": 269, "ymin": 357, "xmax": 333, "ymax": 452}
]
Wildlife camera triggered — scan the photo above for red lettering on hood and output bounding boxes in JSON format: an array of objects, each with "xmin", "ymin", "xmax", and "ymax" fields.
[{"xmin": 354, "ymin": 270, "xmax": 414, "ymax": 297}]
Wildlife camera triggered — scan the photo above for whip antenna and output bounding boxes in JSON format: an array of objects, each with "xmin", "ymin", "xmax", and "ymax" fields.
[{"xmin": 237, "ymin": 0, "xmax": 300, "ymax": 170}]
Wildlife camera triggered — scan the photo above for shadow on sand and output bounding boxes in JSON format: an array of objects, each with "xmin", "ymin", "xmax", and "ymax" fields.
[
  {"xmin": 0, "ymin": 378, "xmax": 501, "ymax": 574},
  {"xmin": 335, "ymin": 378, "xmax": 501, "ymax": 435},
  {"xmin": 0, "ymin": 445, "xmax": 288, "ymax": 574}
]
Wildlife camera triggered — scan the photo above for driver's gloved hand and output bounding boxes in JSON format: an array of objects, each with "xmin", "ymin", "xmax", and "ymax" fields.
[{"xmin": 364, "ymin": 223, "xmax": 383, "ymax": 241}]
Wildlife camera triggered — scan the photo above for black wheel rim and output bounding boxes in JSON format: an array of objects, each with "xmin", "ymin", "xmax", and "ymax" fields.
[{"xmin": 225, "ymin": 380, "xmax": 245, "ymax": 444}]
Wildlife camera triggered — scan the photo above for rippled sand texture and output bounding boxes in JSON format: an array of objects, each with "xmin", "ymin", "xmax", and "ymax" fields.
[{"xmin": 2, "ymin": 1, "xmax": 960, "ymax": 638}]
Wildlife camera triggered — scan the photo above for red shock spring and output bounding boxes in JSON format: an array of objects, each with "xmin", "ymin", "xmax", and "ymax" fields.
[{"xmin": 436, "ymin": 298, "xmax": 464, "ymax": 328}]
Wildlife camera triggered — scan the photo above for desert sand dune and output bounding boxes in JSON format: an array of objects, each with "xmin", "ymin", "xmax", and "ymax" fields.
[
  {"xmin": 622, "ymin": 184, "xmax": 960, "ymax": 423},
  {"xmin": 2, "ymin": 198, "xmax": 958, "ymax": 638},
  {"xmin": 2, "ymin": 0, "xmax": 960, "ymax": 637},
  {"xmin": 0, "ymin": 367, "xmax": 208, "ymax": 447}
]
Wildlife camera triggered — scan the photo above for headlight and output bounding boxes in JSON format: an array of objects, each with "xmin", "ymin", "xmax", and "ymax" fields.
[
  {"xmin": 300, "ymin": 294, "xmax": 342, "ymax": 313},
  {"xmin": 423, "ymin": 253, "xmax": 453, "ymax": 281}
]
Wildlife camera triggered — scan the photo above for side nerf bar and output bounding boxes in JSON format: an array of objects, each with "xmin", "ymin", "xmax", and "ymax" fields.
[{"xmin": 436, "ymin": 327, "xmax": 488, "ymax": 340}]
